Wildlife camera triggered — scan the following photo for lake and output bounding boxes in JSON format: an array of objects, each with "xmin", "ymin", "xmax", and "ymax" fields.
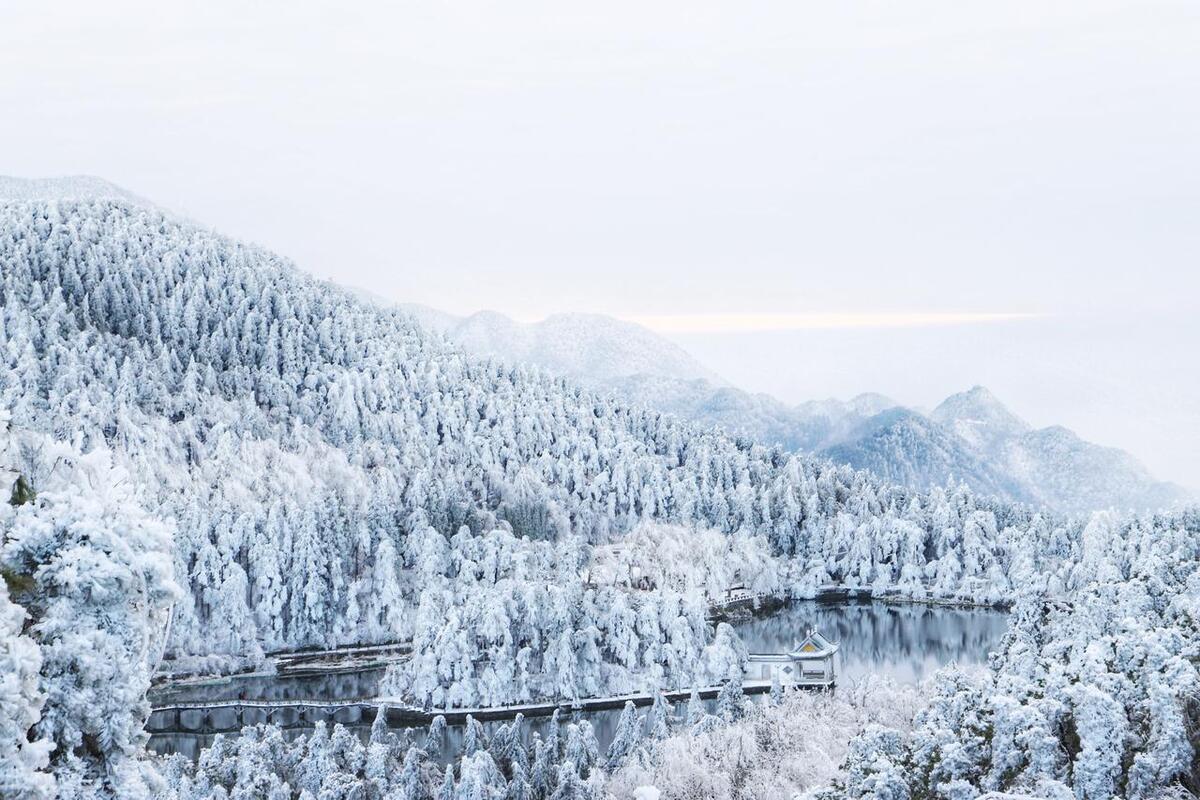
[
  {"xmin": 734, "ymin": 599, "xmax": 1009, "ymax": 684},
  {"xmin": 147, "ymin": 600, "xmax": 1009, "ymax": 761}
]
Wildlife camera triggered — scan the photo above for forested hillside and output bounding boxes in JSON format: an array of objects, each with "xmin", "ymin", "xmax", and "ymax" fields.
[
  {"xmin": 2, "ymin": 196, "xmax": 1198, "ymax": 799},
  {"xmin": 399, "ymin": 301, "xmax": 1189, "ymax": 516},
  {"xmin": 398, "ymin": 304, "xmax": 724, "ymax": 386},
  {"xmin": 1, "ymin": 414, "xmax": 179, "ymax": 798},
  {"xmin": 152, "ymin": 506, "xmax": 1200, "ymax": 799},
  {"xmin": 1, "ymin": 199, "xmax": 1069, "ymax": 685}
]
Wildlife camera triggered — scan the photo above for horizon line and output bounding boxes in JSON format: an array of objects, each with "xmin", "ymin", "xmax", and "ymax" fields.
[{"xmin": 620, "ymin": 311, "xmax": 1044, "ymax": 334}]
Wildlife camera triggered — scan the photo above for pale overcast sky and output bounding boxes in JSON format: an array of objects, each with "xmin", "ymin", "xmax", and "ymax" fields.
[{"xmin": 2, "ymin": 1, "xmax": 1198, "ymax": 487}]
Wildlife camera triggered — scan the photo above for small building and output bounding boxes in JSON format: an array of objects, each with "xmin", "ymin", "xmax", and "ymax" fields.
[
  {"xmin": 745, "ymin": 629, "xmax": 838, "ymax": 687},
  {"xmin": 723, "ymin": 582, "xmax": 751, "ymax": 603}
]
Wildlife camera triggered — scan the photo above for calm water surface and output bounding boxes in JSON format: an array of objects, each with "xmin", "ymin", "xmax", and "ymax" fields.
[
  {"xmin": 735, "ymin": 600, "xmax": 1008, "ymax": 684},
  {"xmin": 148, "ymin": 601, "xmax": 1008, "ymax": 761}
]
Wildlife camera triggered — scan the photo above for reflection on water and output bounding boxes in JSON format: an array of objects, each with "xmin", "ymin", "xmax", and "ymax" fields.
[
  {"xmin": 149, "ymin": 705, "xmax": 637, "ymax": 765},
  {"xmin": 149, "ymin": 668, "xmax": 386, "ymax": 706},
  {"xmin": 149, "ymin": 601, "xmax": 1008, "ymax": 761},
  {"xmin": 735, "ymin": 600, "xmax": 1008, "ymax": 684}
]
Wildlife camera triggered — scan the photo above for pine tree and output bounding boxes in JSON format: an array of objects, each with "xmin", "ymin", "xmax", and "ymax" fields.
[
  {"xmin": 506, "ymin": 759, "xmax": 531, "ymax": 800},
  {"xmin": 0, "ymin": 581, "xmax": 52, "ymax": 799},
  {"xmin": 437, "ymin": 764, "xmax": 456, "ymax": 800},
  {"xmin": 686, "ymin": 686, "xmax": 705, "ymax": 726},
  {"xmin": 545, "ymin": 709, "xmax": 562, "ymax": 760},
  {"xmin": 369, "ymin": 705, "xmax": 390, "ymax": 746},
  {"xmin": 463, "ymin": 714, "xmax": 485, "ymax": 756},
  {"xmin": 329, "ymin": 722, "xmax": 366, "ymax": 779},
  {"xmin": 548, "ymin": 762, "xmax": 588, "ymax": 800},
  {"xmin": 769, "ymin": 673, "xmax": 785, "ymax": 705},
  {"xmin": 529, "ymin": 737, "xmax": 552, "ymax": 800},
  {"xmin": 563, "ymin": 722, "xmax": 598, "ymax": 779},
  {"xmin": 297, "ymin": 723, "xmax": 338, "ymax": 797},
  {"xmin": 605, "ymin": 700, "xmax": 642, "ymax": 770},
  {"xmin": 394, "ymin": 746, "xmax": 424, "ymax": 800},
  {"xmin": 647, "ymin": 692, "xmax": 671, "ymax": 740},
  {"xmin": 426, "ymin": 715, "xmax": 448, "ymax": 759},
  {"xmin": 716, "ymin": 670, "xmax": 745, "ymax": 721},
  {"xmin": 488, "ymin": 721, "xmax": 514, "ymax": 768},
  {"xmin": 457, "ymin": 750, "xmax": 506, "ymax": 800}
]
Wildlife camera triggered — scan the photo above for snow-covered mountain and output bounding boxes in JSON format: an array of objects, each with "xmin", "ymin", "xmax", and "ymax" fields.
[
  {"xmin": 629, "ymin": 379, "xmax": 1189, "ymax": 515},
  {"xmin": 816, "ymin": 387, "xmax": 1191, "ymax": 514},
  {"xmin": 930, "ymin": 385, "xmax": 1030, "ymax": 451},
  {"xmin": 931, "ymin": 387, "xmax": 1189, "ymax": 513},
  {"xmin": 386, "ymin": 302, "xmax": 884, "ymax": 452},
  {"xmin": 399, "ymin": 304, "xmax": 1189, "ymax": 515},
  {"xmin": 0, "ymin": 174, "xmax": 151, "ymax": 205},
  {"xmin": 822, "ymin": 406, "xmax": 1024, "ymax": 501},
  {"xmin": 3, "ymin": 183, "xmax": 1053, "ymax": 689},
  {"xmin": 4, "ymin": 179, "xmax": 1198, "ymax": 800},
  {"xmin": 397, "ymin": 304, "xmax": 726, "ymax": 385}
]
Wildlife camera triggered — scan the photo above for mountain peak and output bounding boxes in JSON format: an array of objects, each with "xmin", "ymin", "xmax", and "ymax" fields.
[
  {"xmin": 847, "ymin": 392, "xmax": 899, "ymax": 417},
  {"xmin": 931, "ymin": 386, "xmax": 1029, "ymax": 450},
  {"xmin": 404, "ymin": 307, "xmax": 726, "ymax": 386},
  {"xmin": 960, "ymin": 385, "xmax": 1001, "ymax": 405}
]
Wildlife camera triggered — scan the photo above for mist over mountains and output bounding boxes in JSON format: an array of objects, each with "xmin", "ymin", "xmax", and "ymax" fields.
[
  {"xmin": 3, "ymin": 176, "xmax": 1185, "ymax": 521},
  {"xmin": 400, "ymin": 304, "xmax": 1189, "ymax": 516},
  {"xmin": 399, "ymin": 303, "xmax": 726, "ymax": 386},
  {"xmin": 1, "ymin": 178, "xmax": 1053, "ymax": 681},
  {"xmin": 3, "ymin": 176, "xmax": 1197, "ymax": 800}
]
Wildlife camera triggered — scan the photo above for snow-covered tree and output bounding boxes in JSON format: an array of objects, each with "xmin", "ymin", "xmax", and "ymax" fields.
[
  {"xmin": 1, "ymin": 427, "xmax": 179, "ymax": 798},
  {"xmin": 646, "ymin": 693, "xmax": 671, "ymax": 741},
  {"xmin": 714, "ymin": 672, "xmax": 745, "ymax": 722},
  {"xmin": 563, "ymin": 722, "xmax": 599, "ymax": 779},
  {"xmin": 0, "ymin": 581, "xmax": 53, "ymax": 798},
  {"xmin": 685, "ymin": 687, "xmax": 705, "ymax": 727},
  {"xmin": 605, "ymin": 701, "xmax": 642, "ymax": 769},
  {"xmin": 437, "ymin": 764, "xmax": 456, "ymax": 800},
  {"xmin": 769, "ymin": 673, "xmax": 784, "ymax": 706},
  {"xmin": 394, "ymin": 746, "xmax": 424, "ymax": 800},
  {"xmin": 425, "ymin": 715, "xmax": 448, "ymax": 759},
  {"xmin": 463, "ymin": 715, "xmax": 486, "ymax": 756}
]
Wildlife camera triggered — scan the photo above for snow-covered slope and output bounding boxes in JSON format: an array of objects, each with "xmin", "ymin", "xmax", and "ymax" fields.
[
  {"xmin": 827, "ymin": 388, "xmax": 1190, "ymax": 514},
  {"xmin": 397, "ymin": 304, "xmax": 1187, "ymax": 514},
  {"xmin": 394, "ymin": 301, "xmax": 462, "ymax": 335},
  {"xmin": 1003, "ymin": 424, "xmax": 1188, "ymax": 513},
  {"xmin": 3, "ymin": 186, "xmax": 1065, "ymax": 688},
  {"xmin": 930, "ymin": 385, "xmax": 1030, "ymax": 451},
  {"xmin": 822, "ymin": 407, "xmax": 1023, "ymax": 500},
  {"xmin": 391, "ymin": 303, "xmax": 903, "ymax": 452},
  {"xmin": 395, "ymin": 304, "xmax": 725, "ymax": 385},
  {"xmin": 0, "ymin": 174, "xmax": 151, "ymax": 205}
]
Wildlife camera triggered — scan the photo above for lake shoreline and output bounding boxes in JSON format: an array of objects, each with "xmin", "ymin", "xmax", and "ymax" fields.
[{"xmin": 155, "ymin": 587, "xmax": 1011, "ymax": 694}]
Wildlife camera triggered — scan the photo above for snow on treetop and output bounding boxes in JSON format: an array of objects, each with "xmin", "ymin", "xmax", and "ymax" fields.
[{"xmin": 0, "ymin": 175, "xmax": 152, "ymax": 206}]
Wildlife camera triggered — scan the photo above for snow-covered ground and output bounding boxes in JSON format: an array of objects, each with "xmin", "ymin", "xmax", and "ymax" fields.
[
  {"xmin": 1, "ymin": 189, "xmax": 1197, "ymax": 799},
  {"xmin": 394, "ymin": 302, "xmax": 1189, "ymax": 516}
]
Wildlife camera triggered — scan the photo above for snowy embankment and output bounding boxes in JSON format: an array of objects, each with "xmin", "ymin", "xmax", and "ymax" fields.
[
  {"xmin": 607, "ymin": 678, "xmax": 924, "ymax": 800},
  {"xmin": 4, "ymin": 197, "xmax": 1198, "ymax": 798},
  {"xmin": 153, "ymin": 672, "xmax": 921, "ymax": 799}
]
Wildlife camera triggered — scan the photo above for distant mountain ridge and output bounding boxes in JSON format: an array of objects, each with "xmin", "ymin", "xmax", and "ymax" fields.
[
  {"xmin": 400, "ymin": 305, "xmax": 1190, "ymax": 515},
  {"xmin": 3, "ymin": 180, "xmax": 1061, "ymax": 679},
  {"xmin": 925, "ymin": 387, "xmax": 1189, "ymax": 513},
  {"xmin": 397, "ymin": 303, "xmax": 727, "ymax": 386}
]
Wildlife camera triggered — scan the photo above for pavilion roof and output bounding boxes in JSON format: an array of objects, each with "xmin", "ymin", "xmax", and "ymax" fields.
[{"xmin": 788, "ymin": 628, "xmax": 839, "ymax": 658}]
